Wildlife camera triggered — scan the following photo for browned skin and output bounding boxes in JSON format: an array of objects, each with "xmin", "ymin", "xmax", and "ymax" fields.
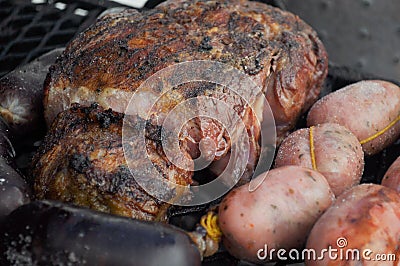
[
  {"xmin": 44, "ymin": 0, "xmax": 327, "ymax": 159},
  {"xmin": 32, "ymin": 104, "xmax": 193, "ymax": 221}
]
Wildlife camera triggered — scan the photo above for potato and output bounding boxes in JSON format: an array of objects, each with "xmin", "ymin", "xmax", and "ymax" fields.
[
  {"xmin": 275, "ymin": 123, "xmax": 364, "ymax": 196},
  {"xmin": 381, "ymin": 156, "xmax": 400, "ymax": 192},
  {"xmin": 306, "ymin": 184, "xmax": 400, "ymax": 266},
  {"xmin": 218, "ymin": 166, "xmax": 334, "ymax": 263},
  {"xmin": 307, "ymin": 80, "xmax": 400, "ymax": 155}
]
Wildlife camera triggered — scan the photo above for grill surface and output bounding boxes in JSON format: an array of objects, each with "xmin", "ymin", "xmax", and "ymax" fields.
[
  {"xmin": 0, "ymin": 0, "xmax": 122, "ymax": 77},
  {"xmin": 280, "ymin": 0, "xmax": 400, "ymax": 82}
]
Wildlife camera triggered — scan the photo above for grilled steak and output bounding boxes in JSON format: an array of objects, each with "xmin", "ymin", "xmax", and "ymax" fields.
[
  {"xmin": 32, "ymin": 104, "xmax": 193, "ymax": 221},
  {"xmin": 44, "ymin": 0, "xmax": 327, "ymax": 151}
]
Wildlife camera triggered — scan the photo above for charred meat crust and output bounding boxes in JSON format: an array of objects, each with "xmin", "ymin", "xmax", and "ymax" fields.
[
  {"xmin": 37, "ymin": 0, "xmax": 328, "ymax": 219},
  {"xmin": 44, "ymin": 0, "xmax": 328, "ymax": 143},
  {"xmin": 32, "ymin": 103, "xmax": 193, "ymax": 221}
]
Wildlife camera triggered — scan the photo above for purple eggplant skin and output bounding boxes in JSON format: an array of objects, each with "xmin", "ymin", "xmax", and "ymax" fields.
[
  {"xmin": 0, "ymin": 48, "xmax": 64, "ymax": 143},
  {"xmin": 0, "ymin": 162, "xmax": 31, "ymax": 225},
  {"xmin": 0, "ymin": 200, "xmax": 202, "ymax": 266},
  {"xmin": 0, "ymin": 118, "xmax": 31, "ymax": 224},
  {"xmin": 0, "ymin": 118, "xmax": 14, "ymax": 164}
]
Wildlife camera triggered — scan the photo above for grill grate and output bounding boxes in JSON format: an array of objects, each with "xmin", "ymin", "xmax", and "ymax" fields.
[{"xmin": 0, "ymin": 0, "xmax": 122, "ymax": 77}]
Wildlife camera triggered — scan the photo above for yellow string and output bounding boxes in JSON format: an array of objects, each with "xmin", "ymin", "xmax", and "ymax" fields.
[
  {"xmin": 309, "ymin": 126, "xmax": 317, "ymax": 171},
  {"xmin": 360, "ymin": 115, "xmax": 400, "ymax": 144},
  {"xmin": 200, "ymin": 211, "xmax": 222, "ymax": 242}
]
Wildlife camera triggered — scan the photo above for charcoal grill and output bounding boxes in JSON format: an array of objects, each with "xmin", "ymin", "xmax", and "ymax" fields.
[{"xmin": 0, "ymin": 0, "xmax": 399, "ymax": 265}]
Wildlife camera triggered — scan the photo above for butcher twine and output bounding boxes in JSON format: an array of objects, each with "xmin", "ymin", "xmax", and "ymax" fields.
[
  {"xmin": 359, "ymin": 114, "xmax": 400, "ymax": 144},
  {"xmin": 201, "ymin": 211, "xmax": 222, "ymax": 242},
  {"xmin": 309, "ymin": 126, "xmax": 318, "ymax": 171},
  {"xmin": 200, "ymin": 116, "xmax": 400, "ymax": 244}
]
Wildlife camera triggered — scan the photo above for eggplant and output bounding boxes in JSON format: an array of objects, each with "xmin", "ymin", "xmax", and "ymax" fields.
[
  {"xmin": 0, "ymin": 48, "xmax": 64, "ymax": 144},
  {"xmin": 0, "ymin": 162, "xmax": 31, "ymax": 225},
  {"xmin": 0, "ymin": 117, "xmax": 13, "ymax": 163},
  {"xmin": 0, "ymin": 200, "xmax": 202, "ymax": 266},
  {"xmin": 0, "ymin": 118, "xmax": 31, "ymax": 224}
]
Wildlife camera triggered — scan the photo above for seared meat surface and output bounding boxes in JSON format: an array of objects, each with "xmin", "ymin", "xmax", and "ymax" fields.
[
  {"xmin": 36, "ymin": 0, "xmax": 327, "ymax": 216},
  {"xmin": 32, "ymin": 104, "xmax": 193, "ymax": 221},
  {"xmin": 44, "ymin": 0, "xmax": 327, "ymax": 149}
]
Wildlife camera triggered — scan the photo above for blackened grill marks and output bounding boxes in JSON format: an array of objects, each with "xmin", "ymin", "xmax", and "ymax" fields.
[
  {"xmin": 181, "ymin": 81, "xmax": 215, "ymax": 99},
  {"xmin": 145, "ymin": 120, "xmax": 163, "ymax": 144},
  {"xmin": 199, "ymin": 36, "xmax": 213, "ymax": 51},
  {"xmin": 240, "ymin": 54, "xmax": 264, "ymax": 75},
  {"xmin": 70, "ymin": 154, "xmax": 91, "ymax": 174},
  {"xmin": 96, "ymin": 108, "xmax": 123, "ymax": 129},
  {"xmin": 106, "ymin": 166, "xmax": 133, "ymax": 194}
]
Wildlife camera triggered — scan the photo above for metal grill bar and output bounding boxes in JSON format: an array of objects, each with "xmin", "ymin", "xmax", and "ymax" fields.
[{"xmin": 0, "ymin": 0, "xmax": 122, "ymax": 77}]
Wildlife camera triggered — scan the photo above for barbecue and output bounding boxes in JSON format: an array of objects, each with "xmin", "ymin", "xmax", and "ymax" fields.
[{"xmin": 0, "ymin": 0, "xmax": 399, "ymax": 265}]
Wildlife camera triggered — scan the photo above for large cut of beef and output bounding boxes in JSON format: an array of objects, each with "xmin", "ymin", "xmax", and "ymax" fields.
[
  {"xmin": 33, "ymin": 103, "xmax": 193, "ymax": 221},
  {"xmin": 44, "ymin": 0, "xmax": 327, "ymax": 148},
  {"xmin": 35, "ymin": 0, "xmax": 328, "ymax": 219}
]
